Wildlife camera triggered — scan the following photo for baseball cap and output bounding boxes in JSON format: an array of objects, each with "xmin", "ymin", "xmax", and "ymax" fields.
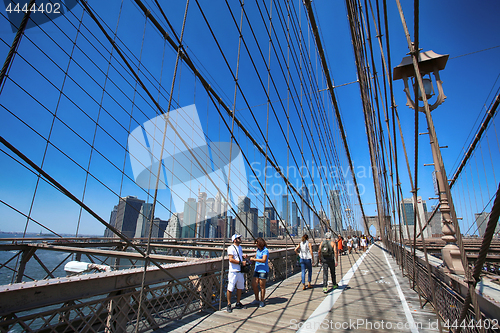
[
  {"xmin": 325, "ymin": 232, "xmax": 332, "ymax": 239},
  {"xmin": 231, "ymin": 234, "xmax": 242, "ymax": 242}
]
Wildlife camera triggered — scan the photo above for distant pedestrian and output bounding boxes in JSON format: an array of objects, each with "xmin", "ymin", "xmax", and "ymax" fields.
[
  {"xmin": 337, "ymin": 236, "xmax": 344, "ymax": 255},
  {"xmin": 250, "ymin": 237, "xmax": 269, "ymax": 308},
  {"xmin": 226, "ymin": 234, "xmax": 248, "ymax": 313},
  {"xmin": 319, "ymin": 233, "xmax": 338, "ymax": 293},
  {"xmin": 352, "ymin": 235, "xmax": 359, "ymax": 253},
  {"xmin": 295, "ymin": 234, "xmax": 313, "ymax": 290},
  {"xmin": 360, "ymin": 235, "xmax": 367, "ymax": 252},
  {"xmin": 347, "ymin": 236, "xmax": 353, "ymax": 254}
]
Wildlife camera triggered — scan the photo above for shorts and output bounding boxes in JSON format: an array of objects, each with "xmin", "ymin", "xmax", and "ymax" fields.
[
  {"xmin": 253, "ymin": 271, "xmax": 268, "ymax": 280},
  {"xmin": 228, "ymin": 272, "xmax": 245, "ymax": 292}
]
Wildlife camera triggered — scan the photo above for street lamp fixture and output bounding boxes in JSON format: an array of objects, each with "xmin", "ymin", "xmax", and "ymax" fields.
[
  {"xmin": 393, "ymin": 50, "xmax": 449, "ymax": 112},
  {"xmin": 394, "ymin": 50, "xmax": 464, "ymax": 274}
]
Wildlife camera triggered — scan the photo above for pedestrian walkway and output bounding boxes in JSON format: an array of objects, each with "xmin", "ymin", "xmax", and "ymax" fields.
[{"xmin": 154, "ymin": 244, "xmax": 441, "ymax": 332}]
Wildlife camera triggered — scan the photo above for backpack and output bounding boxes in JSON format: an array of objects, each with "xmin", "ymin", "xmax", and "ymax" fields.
[{"xmin": 320, "ymin": 240, "xmax": 333, "ymax": 257}]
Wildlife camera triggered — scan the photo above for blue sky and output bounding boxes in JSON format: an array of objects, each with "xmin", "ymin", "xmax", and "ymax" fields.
[{"xmin": 0, "ymin": 0, "xmax": 499, "ymax": 237}]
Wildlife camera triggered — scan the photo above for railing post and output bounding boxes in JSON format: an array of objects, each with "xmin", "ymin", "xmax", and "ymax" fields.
[
  {"xmin": 15, "ymin": 248, "xmax": 36, "ymax": 283},
  {"xmin": 105, "ymin": 290, "xmax": 131, "ymax": 333}
]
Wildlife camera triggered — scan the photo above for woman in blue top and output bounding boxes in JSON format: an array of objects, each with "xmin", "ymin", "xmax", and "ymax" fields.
[{"xmin": 249, "ymin": 237, "xmax": 269, "ymax": 308}]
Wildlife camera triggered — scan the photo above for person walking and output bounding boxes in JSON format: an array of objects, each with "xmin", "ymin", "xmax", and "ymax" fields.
[
  {"xmin": 352, "ymin": 235, "xmax": 359, "ymax": 254},
  {"xmin": 295, "ymin": 234, "xmax": 313, "ymax": 290},
  {"xmin": 347, "ymin": 236, "xmax": 353, "ymax": 254},
  {"xmin": 250, "ymin": 237, "xmax": 269, "ymax": 308},
  {"xmin": 226, "ymin": 234, "xmax": 248, "ymax": 313},
  {"xmin": 337, "ymin": 235, "xmax": 344, "ymax": 256},
  {"xmin": 319, "ymin": 232, "xmax": 338, "ymax": 293},
  {"xmin": 360, "ymin": 235, "xmax": 367, "ymax": 252}
]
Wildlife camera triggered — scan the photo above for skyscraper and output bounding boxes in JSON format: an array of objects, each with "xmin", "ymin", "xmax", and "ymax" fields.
[
  {"xmin": 236, "ymin": 212, "xmax": 250, "ymax": 238},
  {"xmin": 475, "ymin": 212, "xmax": 489, "ymax": 237},
  {"xmin": 300, "ymin": 185, "xmax": 310, "ymax": 232},
  {"xmin": 238, "ymin": 196, "xmax": 250, "ymax": 213},
  {"xmin": 206, "ymin": 198, "xmax": 215, "ymax": 216},
  {"xmin": 318, "ymin": 210, "xmax": 328, "ymax": 234},
  {"xmin": 264, "ymin": 206, "xmax": 276, "ymax": 221},
  {"xmin": 196, "ymin": 191, "xmax": 207, "ymax": 238},
  {"xmin": 258, "ymin": 215, "xmax": 270, "ymax": 237},
  {"xmin": 281, "ymin": 194, "xmax": 289, "ymax": 226},
  {"xmin": 104, "ymin": 205, "xmax": 118, "ymax": 237},
  {"xmin": 134, "ymin": 203, "xmax": 153, "ymax": 238},
  {"xmin": 400, "ymin": 198, "xmax": 415, "ymax": 226},
  {"xmin": 112, "ymin": 196, "xmax": 145, "ymax": 238},
  {"xmin": 250, "ymin": 207, "xmax": 259, "ymax": 236},
  {"xmin": 291, "ymin": 202, "xmax": 298, "ymax": 235},
  {"xmin": 164, "ymin": 213, "xmax": 181, "ymax": 239},
  {"xmin": 329, "ymin": 190, "xmax": 342, "ymax": 233},
  {"xmin": 182, "ymin": 198, "xmax": 197, "ymax": 239},
  {"xmin": 214, "ymin": 191, "xmax": 222, "ymax": 216},
  {"xmin": 400, "ymin": 196, "xmax": 428, "ymax": 239}
]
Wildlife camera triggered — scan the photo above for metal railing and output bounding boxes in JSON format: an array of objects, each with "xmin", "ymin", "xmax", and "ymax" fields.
[
  {"xmin": 388, "ymin": 241, "xmax": 500, "ymax": 333},
  {"xmin": 0, "ymin": 247, "xmax": 299, "ymax": 332}
]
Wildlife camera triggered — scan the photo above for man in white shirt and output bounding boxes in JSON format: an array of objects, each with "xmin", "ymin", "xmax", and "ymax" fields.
[{"xmin": 226, "ymin": 234, "xmax": 248, "ymax": 313}]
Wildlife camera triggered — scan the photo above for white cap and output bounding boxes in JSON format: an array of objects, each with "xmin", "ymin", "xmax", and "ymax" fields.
[
  {"xmin": 325, "ymin": 232, "xmax": 332, "ymax": 239},
  {"xmin": 231, "ymin": 234, "xmax": 242, "ymax": 242}
]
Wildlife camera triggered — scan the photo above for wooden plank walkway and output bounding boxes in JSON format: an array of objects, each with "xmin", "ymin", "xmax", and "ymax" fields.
[{"xmin": 155, "ymin": 244, "xmax": 441, "ymax": 332}]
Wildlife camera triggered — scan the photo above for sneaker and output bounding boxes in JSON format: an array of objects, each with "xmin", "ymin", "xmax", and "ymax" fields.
[
  {"xmin": 259, "ymin": 301, "xmax": 265, "ymax": 308},
  {"xmin": 251, "ymin": 299, "xmax": 260, "ymax": 306},
  {"xmin": 226, "ymin": 304, "xmax": 232, "ymax": 313},
  {"xmin": 323, "ymin": 287, "xmax": 328, "ymax": 293},
  {"xmin": 234, "ymin": 302, "xmax": 245, "ymax": 309},
  {"xmin": 332, "ymin": 284, "xmax": 338, "ymax": 290}
]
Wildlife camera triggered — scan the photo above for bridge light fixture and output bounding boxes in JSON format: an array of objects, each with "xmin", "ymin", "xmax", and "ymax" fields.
[
  {"xmin": 394, "ymin": 49, "xmax": 464, "ymax": 274},
  {"xmin": 393, "ymin": 50, "xmax": 449, "ymax": 112}
]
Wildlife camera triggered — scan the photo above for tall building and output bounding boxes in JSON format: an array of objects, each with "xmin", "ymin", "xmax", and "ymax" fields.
[
  {"xmin": 196, "ymin": 191, "xmax": 207, "ymax": 238},
  {"xmin": 300, "ymin": 185, "xmax": 310, "ymax": 232},
  {"xmin": 148, "ymin": 217, "xmax": 168, "ymax": 239},
  {"xmin": 313, "ymin": 213, "xmax": 320, "ymax": 234},
  {"xmin": 400, "ymin": 196, "xmax": 428, "ymax": 239},
  {"xmin": 236, "ymin": 212, "xmax": 250, "ymax": 238},
  {"xmin": 226, "ymin": 216, "xmax": 235, "ymax": 238},
  {"xmin": 182, "ymin": 198, "xmax": 197, "ymax": 239},
  {"xmin": 329, "ymin": 190, "xmax": 342, "ymax": 234},
  {"xmin": 270, "ymin": 220, "xmax": 278, "ymax": 237},
  {"xmin": 214, "ymin": 192, "xmax": 222, "ymax": 216},
  {"xmin": 238, "ymin": 196, "xmax": 250, "ymax": 213},
  {"xmin": 400, "ymin": 198, "xmax": 415, "ymax": 226},
  {"xmin": 318, "ymin": 210, "xmax": 328, "ymax": 234},
  {"xmin": 281, "ymin": 194, "xmax": 289, "ymax": 226},
  {"xmin": 104, "ymin": 205, "xmax": 118, "ymax": 237},
  {"xmin": 427, "ymin": 206, "xmax": 442, "ymax": 237},
  {"xmin": 206, "ymin": 198, "xmax": 215, "ymax": 215},
  {"xmin": 216, "ymin": 218, "xmax": 226, "ymax": 238},
  {"xmin": 264, "ymin": 206, "xmax": 276, "ymax": 221},
  {"xmin": 164, "ymin": 213, "xmax": 181, "ymax": 239},
  {"xmin": 258, "ymin": 215, "xmax": 270, "ymax": 237},
  {"xmin": 134, "ymin": 203, "xmax": 153, "ymax": 238},
  {"xmin": 250, "ymin": 207, "xmax": 259, "ymax": 236},
  {"xmin": 291, "ymin": 202, "xmax": 298, "ymax": 235},
  {"xmin": 475, "ymin": 212, "xmax": 489, "ymax": 237},
  {"xmin": 112, "ymin": 196, "xmax": 145, "ymax": 238}
]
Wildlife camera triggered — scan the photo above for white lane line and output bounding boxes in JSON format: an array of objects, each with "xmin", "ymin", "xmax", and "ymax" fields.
[
  {"xmin": 297, "ymin": 244, "xmax": 374, "ymax": 333},
  {"xmin": 382, "ymin": 249, "xmax": 419, "ymax": 333}
]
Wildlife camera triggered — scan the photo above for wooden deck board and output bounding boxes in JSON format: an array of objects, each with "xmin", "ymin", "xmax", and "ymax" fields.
[{"xmin": 154, "ymin": 244, "xmax": 442, "ymax": 332}]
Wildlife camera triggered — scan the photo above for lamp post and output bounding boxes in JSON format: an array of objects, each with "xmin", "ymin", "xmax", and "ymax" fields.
[{"xmin": 393, "ymin": 50, "xmax": 465, "ymax": 274}]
